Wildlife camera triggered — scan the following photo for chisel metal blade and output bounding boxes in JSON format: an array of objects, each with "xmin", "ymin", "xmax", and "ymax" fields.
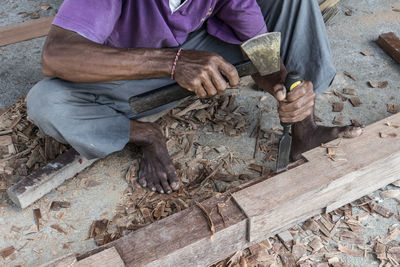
[{"xmin": 276, "ymin": 132, "xmax": 292, "ymax": 173}]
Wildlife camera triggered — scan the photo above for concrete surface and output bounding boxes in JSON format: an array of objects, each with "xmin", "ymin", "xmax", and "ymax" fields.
[{"xmin": 0, "ymin": 0, "xmax": 399, "ymax": 266}]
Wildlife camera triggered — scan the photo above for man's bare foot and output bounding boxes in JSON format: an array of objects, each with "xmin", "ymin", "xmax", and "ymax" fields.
[
  {"xmin": 290, "ymin": 113, "xmax": 363, "ymax": 161},
  {"xmin": 130, "ymin": 121, "xmax": 179, "ymax": 194}
]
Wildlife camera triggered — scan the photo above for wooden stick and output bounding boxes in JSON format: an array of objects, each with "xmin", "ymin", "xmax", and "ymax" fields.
[
  {"xmin": 49, "ymin": 113, "xmax": 400, "ymax": 266},
  {"xmin": 7, "ymin": 149, "xmax": 98, "ymax": 209},
  {"xmin": 0, "ymin": 16, "xmax": 54, "ymax": 47}
]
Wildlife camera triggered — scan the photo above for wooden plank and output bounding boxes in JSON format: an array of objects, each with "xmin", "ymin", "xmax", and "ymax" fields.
[
  {"xmin": 233, "ymin": 112, "xmax": 400, "ymax": 242},
  {"xmin": 49, "ymin": 113, "xmax": 400, "ymax": 266},
  {"xmin": 75, "ymin": 247, "xmax": 125, "ymax": 267},
  {"xmin": 377, "ymin": 32, "xmax": 400, "ymax": 64},
  {"xmin": 41, "ymin": 247, "xmax": 125, "ymax": 267},
  {"xmin": 0, "ymin": 16, "xmax": 54, "ymax": 47},
  {"xmin": 319, "ymin": 0, "xmax": 340, "ymax": 12},
  {"xmin": 7, "ymin": 149, "xmax": 98, "ymax": 209},
  {"xmin": 77, "ymin": 195, "xmax": 249, "ymax": 267}
]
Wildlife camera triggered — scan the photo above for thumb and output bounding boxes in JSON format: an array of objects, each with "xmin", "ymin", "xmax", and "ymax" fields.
[{"xmin": 273, "ymin": 84, "xmax": 286, "ymax": 102}]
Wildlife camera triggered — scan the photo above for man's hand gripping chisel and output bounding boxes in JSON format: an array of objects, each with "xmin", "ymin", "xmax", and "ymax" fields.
[{"xmin": 275, "ymin": 72, "xmax": 303, "ymax": 173}]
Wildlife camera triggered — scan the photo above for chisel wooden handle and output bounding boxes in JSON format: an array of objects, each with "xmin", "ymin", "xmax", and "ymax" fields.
[{"xmin": 129, "ymin": 60, "xmax": 258, "ymax": 114}]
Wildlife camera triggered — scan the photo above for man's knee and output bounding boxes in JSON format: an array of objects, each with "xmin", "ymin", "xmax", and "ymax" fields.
[{"xmin": 27, "ymin": 78, "xmax": 69, "ymax": 128}]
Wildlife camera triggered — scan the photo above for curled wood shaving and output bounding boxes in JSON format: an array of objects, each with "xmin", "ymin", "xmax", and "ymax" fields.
[
  {"xmin": 343, "ymin": 71, "xmax": 357, "ymax": 81},
  {"xmin": 379, "ymin": 132, "xmax": 397, "ymax": 138},
  {"xmin": 50, "ymin": 224, "xmax": 67, "ymax": 235},
  {"xmin": 0, "ymin": 246, "xmax": 15, "ymax": 259},
  {"xmin": 338, "ymin": 243, "xmax": 363, "ymax": 257},
  {"xmin": 195, "ymin": 202, "xmax": 215, "ymax": 239},
  {"xmin": 368, "ymin": 81, "xmax": 388, "ymax": 88},
  {"xmin": 33, "ymin": 208, "xmax": 42, "ymax": 231}
]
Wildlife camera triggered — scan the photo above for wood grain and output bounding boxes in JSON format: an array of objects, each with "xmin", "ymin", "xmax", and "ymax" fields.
[
  {"xmin": 233, "ymin": 112, "xmax": 400, "ymax": 242},
  {"xmin": 7, "ymin": 149, "xmax": 98, "ymax": 209},
  {"xmin": 0, "ymin": 16, "xmax": 54, "ymax": 47},
  {"xmin": 49, "ymin": 113, "xmax": 400, "ymax": 266}
]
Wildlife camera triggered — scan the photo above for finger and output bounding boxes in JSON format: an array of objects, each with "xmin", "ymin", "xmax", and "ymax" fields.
[
  {"xmin": 218, "ymin": 60, "xmax": 239, "ymax": 87},
  {"xmin": 286, "ymin": 81, "xmax": 313, "ymax": 103},
  {"xmin": 279, "ymin": 101, "xmax": 314, "ymax": 123},
  {"xmin": 273, "ymin": 84, "xmax": 286, "ymax": 101},
  {"xmin": 201, "ymin": 75, "xmax": 218, "ymax": 97},
  {"xmin": 279, "ymin": 90, "xmax": 315, "ymax": 113},
  {"xmin": 195, "ymin": 85, "xmax": 208, "ymax": 98},
  {"xmin": 210, "ymin": 71, "xmax": 227, "ymax": 95}
]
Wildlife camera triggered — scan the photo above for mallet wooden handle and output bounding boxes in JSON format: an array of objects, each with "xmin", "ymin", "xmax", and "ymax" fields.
[{"xmin": 129, "ymin": 60, "xmax": 257, "ymax": 114}]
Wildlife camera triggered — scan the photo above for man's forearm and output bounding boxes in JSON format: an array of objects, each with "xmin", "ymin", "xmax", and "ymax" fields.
[{"xmin": 42, "ymin": 26, "xmax": 176, "ymax": 83}]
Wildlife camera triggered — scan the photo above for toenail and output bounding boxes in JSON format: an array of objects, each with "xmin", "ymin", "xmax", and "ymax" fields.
[
  {"xmin": 160, "ymin": 190, "xmax": 164, "ymax": 194},
  {"xmin": 171, "ymin": 182, "xmax": 177, "ymax": 188},
  {"xmin": 151, "ymin": 187, "xmax": 156, "ymax": 191}
]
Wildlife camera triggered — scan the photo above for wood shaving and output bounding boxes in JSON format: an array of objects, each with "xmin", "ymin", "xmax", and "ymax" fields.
[
  {"xmin": 387, "ymin": 104, "xmax": 399, "ymax": 114},
  {"xmin": 343, "ymin": 88, "xmax": 357, "ymax": 95},
  {"xmin": 349, "ymin": 97, "xmax": 362, "ymax": 107},
  {"xmin": 379, "ymin": 132, "xmax": 397, "ymax": 138},
  {"xmin": 343, "ymin": 71, "xmax": 357, "ymax": 81},
  {"xmin": 195, "ymin": 202, "xmax": 215, "ymax": 239},
  {"xmin": 360, "ymin": 50, "xmax": 372, "ymax": 56},
  {"xmin": 368, "ymin": 81, "xmax": 388, "ymax": 88}
]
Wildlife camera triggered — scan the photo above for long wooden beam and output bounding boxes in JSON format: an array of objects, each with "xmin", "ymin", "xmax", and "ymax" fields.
[
  {"xmin": 0, "ymin": 16, "xmax": 54, "ymax": 47},
  {"xmin": 49, "ymin": 113, "xmax": 400, "ymax": 266}
]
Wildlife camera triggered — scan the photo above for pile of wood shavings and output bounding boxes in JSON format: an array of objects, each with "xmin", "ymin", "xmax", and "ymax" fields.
[
  {"xmin": 0, "ymin": 98, "xmax": 69, "ymax": 204},
  {"xmin": 215, "ymin": 190, "xmax": 400, "ymax": 267},
  {"xmin": 89, "ymin": 95, "xmax": 279, "ymax": 246}
]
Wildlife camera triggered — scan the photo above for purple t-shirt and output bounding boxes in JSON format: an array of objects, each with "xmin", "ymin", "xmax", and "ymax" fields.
[{"xmin": 53, "ymin": 0, "xmax": 267, "ymax": 48}]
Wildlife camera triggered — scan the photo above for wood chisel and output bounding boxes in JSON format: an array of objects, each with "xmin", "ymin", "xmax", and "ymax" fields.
[{"xmin": 276, "ymin": 72, "xmax": 303, "ymax": 173}]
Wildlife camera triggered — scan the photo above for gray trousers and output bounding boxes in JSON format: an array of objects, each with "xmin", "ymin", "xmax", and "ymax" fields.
[{"xmin": 27, "ymin": 0, "xmax": 335, "ymax": 159}]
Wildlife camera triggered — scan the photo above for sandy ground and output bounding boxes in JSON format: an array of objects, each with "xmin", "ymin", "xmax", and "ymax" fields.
[{"xmin": 0, "ymin": 0, "xmax": 399, "ymax": 266}]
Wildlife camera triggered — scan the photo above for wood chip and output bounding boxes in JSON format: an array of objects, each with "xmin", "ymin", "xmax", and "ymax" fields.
[
  {"xmin": 292, "ymin": 243, "xmax": 307, "ymax": 260},
  {"xmin": 339, "ymin": 230, "xmax": 363, "ymax": 244},
  {"xmin": 333, "ymin": 90, "xmax": 348, "ymax": 101},
  {"xmin": 388, "ymin": 104, "xmax": 399, "ymax": 114},
  {"xmin": 309, "ymin": 237, "xmax": 323, "ymax": 252},
  {"xmin": 343, "ymin": 88, "xmax": 357, "ymax": 95},
  {"xmin": 349, "ymin": 97, "xmax": 362, "ymax": 107},
  {"xmin": 381, "ymin": 189, "xmax": 400, "ymax": 199},
  {"xmin": 344, "ymin": 71, "xmax": 357, "ymax": 81},
  {"xmin": 387, "ymin": 247, "xmax": 400, "ymax": 263},
  {"xmin": 332, "ymin": 114, "xmax": 344, "ymax": 125},
  {"xmin": 338, "ymin": 244, "xmax": 363, "ymax": 257},
  {"xmin": 33, "ymin": 208, "xmax": 42, "ymax": 231},
  {"xmin": 368, "ymin": 81, "xmax": 388, "ymax": 88},
  {"xmin": 280, "ymin": 254, "xmax": 296, "ymax": 266},
  {"xmin": 379, "ymin": 132, "xmax": 397, "ymax": 138},
  {"xmin": 0, "ymin": 246, "xmax": 15, "ymax": 259},
  {"xmin": 277, "ymin": 230, "xmax": 293, "ymax": 243},
  {"xmin": 375, "ymin": 242, "xmax": 387, "ymax": 260},
  {"xmin": 50, "ymin": 224, "xmax": 67, "ymax": 235},
  {"xmin": 371, "ymin": 203, "xmax": 394, "ymax": 218},
  {"xmin": 332, "ymin": 102, "xmax": 344, "ymax": 112},
  {"xmin": 50, "ymin": 201, "xmax": 71, "ymax": 211},
  {"xmin": 360, "ymin": 50, "xmax": 372, "ymax": 56}
]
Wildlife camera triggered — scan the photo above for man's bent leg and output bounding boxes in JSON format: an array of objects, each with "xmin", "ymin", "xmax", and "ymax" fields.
[
  {"xmin": 256, "ymin": 0, "xmax": 363, "ymax": 161},
  {"xmin": 27, "ymin": 78, "xmax": 130, "ymax": 160},
  {"xmin": 257, "ymin": 0, "xmax": 336, "ymax": 94}
]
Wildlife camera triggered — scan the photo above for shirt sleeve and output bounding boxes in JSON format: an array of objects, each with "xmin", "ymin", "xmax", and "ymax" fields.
[
  {"xmin": 52, "ymin": 0, "xmax": 122, "ymax": 44},
  {"xmin": 207, "ymin": 0, "xmax": 267, "ymax": 44}
]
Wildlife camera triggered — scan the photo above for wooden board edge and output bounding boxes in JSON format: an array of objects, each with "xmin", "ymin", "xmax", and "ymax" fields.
[{"xmin": 0, "ymin": 16, "xmax": 54, "ymax": 47}]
